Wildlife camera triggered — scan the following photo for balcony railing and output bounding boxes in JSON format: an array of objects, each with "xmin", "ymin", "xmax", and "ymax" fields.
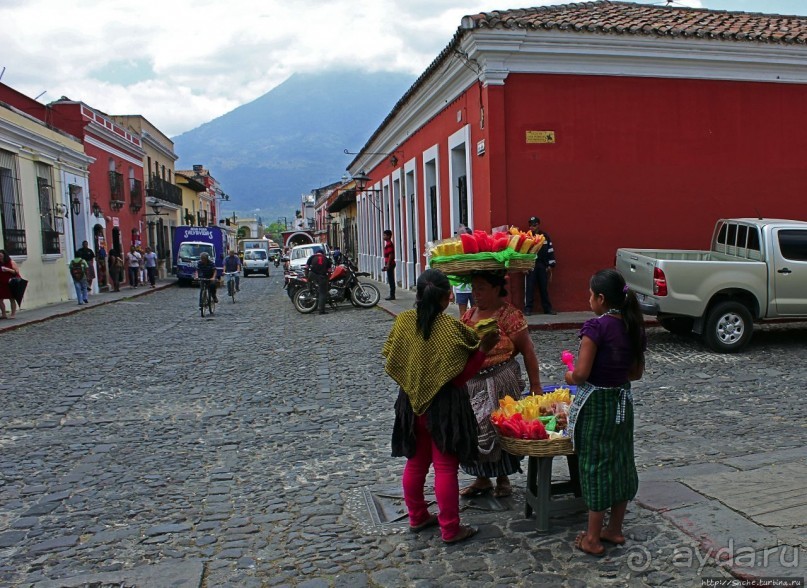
[
  {"xmin": 130, "ymin": 179, "xmax": 143, "ymax": 211},
  {"xmin": 109, "ymin": 171, "xmax": 125, "ymax": 211},
  {"xmin": 146, "ymin": 175, "xmax": 183, "ymax": 206}
]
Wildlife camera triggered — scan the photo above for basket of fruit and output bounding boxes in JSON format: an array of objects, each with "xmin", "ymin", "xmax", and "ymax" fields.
[
  {"xmin": 492, "ymin": 387, "xmax": 574, "ymax": 457},
  {"xmin": 428, "ymin": 227, "xmax": 543, "ymax": 275}
]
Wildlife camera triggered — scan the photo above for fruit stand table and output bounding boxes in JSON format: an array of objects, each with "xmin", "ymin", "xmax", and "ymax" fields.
[{"xmin": 524, "ymin": 454, "xmax": 586, "ymax": 532}]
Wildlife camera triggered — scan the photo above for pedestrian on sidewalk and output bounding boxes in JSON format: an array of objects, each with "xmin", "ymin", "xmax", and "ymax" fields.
[
  {"xmin": 0, "ymin": 249, "xmax": 22, "ymax": 319},
  {"xmin": 459, "ymin": 271, "xmax": 543, "ymax": 499},
  {"xmin": 69, "ymin": 254, "xmax": 89, "ymax": 305},
  {"xmin": 382, "ymin": 229, "xmax": 396, "ymax": 300},
  {"xmin": 137, "ymin": 246, "xmax": 147, "ymax": 286},
  {"xmin": 565, "ymin": 268, "xmax": 646, "ymax": 557},
  {"xmin": 108, "ymin": 247, "xmax": 123, "ymax": 292},
  {"xmin": 524, "ymin": 216, "xmax": 557, "ymax": 315},
  {"xmin": 144, "ymin": 247, "xmax": 158, "ymax": 288},
  {"xmin": 76, "ymin": 240, "xmax": 96, "ymax": 290},
  {"xmin": 126, "ymin": 246, "xmax": 141, "ymax": 288},
  {"xmin": 383, "ymin": 268, "xmax": 499, "ymax": 544},
  {"xmin": 453, "ymin": 227, "xmax": 475, "ymax": 315}
]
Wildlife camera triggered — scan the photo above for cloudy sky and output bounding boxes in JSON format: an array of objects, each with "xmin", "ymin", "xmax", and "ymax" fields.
[{"xmin": 1, "ymin": 0, "xmax": 805, "ymax": 137}]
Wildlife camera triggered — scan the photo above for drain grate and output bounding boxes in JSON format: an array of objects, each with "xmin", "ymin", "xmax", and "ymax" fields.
[{"xmin": 361, "ymin": 486, "xmax": 425, "ymax": 527}]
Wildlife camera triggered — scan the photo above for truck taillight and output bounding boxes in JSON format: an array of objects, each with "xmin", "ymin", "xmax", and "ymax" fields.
[{"xmin": 653, "ymin": 267, "xmax": 668, "ymax": 296}]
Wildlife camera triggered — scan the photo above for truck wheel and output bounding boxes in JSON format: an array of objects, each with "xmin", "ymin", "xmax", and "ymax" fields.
[
  {"xmin": 659, "ymin": 317, "xmax": 694, "ymax": 336},
  {"xmin": 703, "ymin": 301, "xmax": 753, "ymax": 353}
]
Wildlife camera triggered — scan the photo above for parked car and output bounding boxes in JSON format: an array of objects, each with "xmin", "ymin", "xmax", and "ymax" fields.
[
  {"xmin": 616, "ymin": 218, "xmax": 807, "ymax": 352},
  {"xmin": 288, "ymin": 243, "xmax": 330, "ymax": 272},
  {"xmin": 243, "ymin": 249, "xmax": 270, "ymax": 277}
]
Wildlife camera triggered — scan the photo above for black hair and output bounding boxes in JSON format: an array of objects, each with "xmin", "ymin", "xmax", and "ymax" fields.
[
  {"xmin": 415, "ymin": 269, "xmax": 451, "ymax": 340},
  {"xmin": 0, "ymin": 249, "xmax": 9, "ymax": 265},
  {"xmin": 473, "ymin": 270, "xmax": 508, "ymax": 297},
  {"xmin": 589, "ymin": 269, "xmax": 645, "ymax": 364},
  {"xmin": 383, "ymin": 229, "xmax": 392, "ymax": 238}
]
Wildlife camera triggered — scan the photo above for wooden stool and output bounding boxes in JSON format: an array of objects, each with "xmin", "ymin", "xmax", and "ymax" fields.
[{"xmin": 524, "ymin": 454, "xmax": 586, "ymax": 532}]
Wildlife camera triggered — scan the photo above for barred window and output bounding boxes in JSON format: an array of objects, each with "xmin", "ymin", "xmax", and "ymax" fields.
[
  {"xmin": 35, "ymin": 161, "xmax": 60, "ymax": 254},
  {"xmin": 0, "ymin": 149, "xmax": 27, "ymax": 255}
]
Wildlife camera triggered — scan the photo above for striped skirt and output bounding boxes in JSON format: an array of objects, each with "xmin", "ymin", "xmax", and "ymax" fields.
[
  {"xmin": 460, "ymin": 359, "xmax": 524, "ymax": 478},
  {"xmin": 574, "ymin": 387, "xmax": 639, "ymax": 512}
]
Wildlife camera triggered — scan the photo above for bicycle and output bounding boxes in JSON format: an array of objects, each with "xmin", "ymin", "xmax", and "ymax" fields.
[
  {"xmin": 198, "ymin": 278, "xmax": 216, "ymax": 317},
  {"xmin": 224, "ymin": 271, "xmax": 239, "ymax": 303}
]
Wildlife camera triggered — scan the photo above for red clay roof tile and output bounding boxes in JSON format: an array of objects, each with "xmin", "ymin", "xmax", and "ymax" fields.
[{"xmin": 468, "ymin": 1, "xmax": 807, "ymax": 44}]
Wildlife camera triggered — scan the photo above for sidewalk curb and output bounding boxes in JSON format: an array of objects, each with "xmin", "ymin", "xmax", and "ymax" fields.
[{"xmin": 0, "ymin": 282, "xmax": 175, "ymax": 334}]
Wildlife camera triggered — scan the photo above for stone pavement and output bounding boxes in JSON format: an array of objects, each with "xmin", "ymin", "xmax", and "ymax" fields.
[
  {"xmin": 0, "ymin": 279, "xmax": 175, "ymax": 334},
  {"xmin": 0, "ymin": 275, "xmax": 804, "ymax": 587}
]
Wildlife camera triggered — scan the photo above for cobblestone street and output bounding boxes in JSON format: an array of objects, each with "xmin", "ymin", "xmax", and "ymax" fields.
[{"xmin": 0, "ymin": 276, "xmax": 804, "ymax": 587}]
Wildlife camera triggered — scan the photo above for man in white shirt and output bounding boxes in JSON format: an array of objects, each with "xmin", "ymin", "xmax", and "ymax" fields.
[{"xmin": 127, "ymin": 246, "xmax": 142, "ymax": 288}]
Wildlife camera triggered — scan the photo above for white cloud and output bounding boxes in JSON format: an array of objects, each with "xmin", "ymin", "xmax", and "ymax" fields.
[{"xmin": 2, "ymin": 0, "xmax": 793, "ymax": 137}]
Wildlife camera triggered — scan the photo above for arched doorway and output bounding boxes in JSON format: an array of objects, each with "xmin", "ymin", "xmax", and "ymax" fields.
[{"xmin": 284, "ymin": 231, "xmax": 314, "ymax": 247}]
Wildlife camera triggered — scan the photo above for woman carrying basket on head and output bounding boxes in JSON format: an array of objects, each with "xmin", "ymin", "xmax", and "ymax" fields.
[
  {"xmin": 458, "ymin": 270, "xmax": 543, "ymax": 499},
  {"xmin": 383, "ymin": 269, "xmax": 499, "ymax": 544},
  {"xmin": 565, "ymin": 268, "xmax": 646, "ymax": 557}
]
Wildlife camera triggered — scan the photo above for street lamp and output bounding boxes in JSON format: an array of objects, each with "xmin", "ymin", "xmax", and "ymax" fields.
[
  {"xmin": 70, "ymin": 193, "xmax": 81, "ymax": 216},
  {"xmin": 352, "ymin": 170, "xmax": 384, "ymax": 211},
  {"xmin": 92, "ymin": 202, "xmax": 102, "ymax": 218}
]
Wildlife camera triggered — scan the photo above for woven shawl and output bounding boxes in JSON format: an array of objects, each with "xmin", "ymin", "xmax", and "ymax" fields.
[{"xmin": 383, "ymin": 309, "xmax": 480, "ymax": 415}]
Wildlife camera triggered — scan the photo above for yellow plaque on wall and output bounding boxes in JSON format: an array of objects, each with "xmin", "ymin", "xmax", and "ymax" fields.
[{"xmin": 526, "ymin": 131, "xmax": 555, "ymax": 144}]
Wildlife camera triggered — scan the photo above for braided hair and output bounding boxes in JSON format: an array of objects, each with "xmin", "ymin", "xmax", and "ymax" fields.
[
  {"xmin": 590, "ymin": 269, "xmax": 645, "ymax": 364},
  {"xmin": 415, "ymin": 269, "xmax": 451, "ymax": 340}
]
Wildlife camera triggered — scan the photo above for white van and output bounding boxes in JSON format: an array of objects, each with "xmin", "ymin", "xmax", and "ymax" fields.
[
  {"xmin": 243, "ymin": 248, "xmax": 270, "ymax": 277},
  {"xmin": 288, "ymin": 243, "xmax": 329, "ymax": 271}
]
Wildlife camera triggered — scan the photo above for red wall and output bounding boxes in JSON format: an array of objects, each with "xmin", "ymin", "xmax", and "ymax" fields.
[{"xmin": 499, "ymin": 73, "xmax": 807, "ymax": 310}]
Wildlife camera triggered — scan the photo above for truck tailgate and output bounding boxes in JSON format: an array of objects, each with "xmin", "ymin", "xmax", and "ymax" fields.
[{"xmin": 616, "ymin": 249, "xmax": 656, "ymax": 295}]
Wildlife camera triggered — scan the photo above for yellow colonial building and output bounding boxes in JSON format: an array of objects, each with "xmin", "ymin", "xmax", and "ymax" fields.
[{"xmin": 1, "ymin": 98, "xmax": 93, "ymax": 310}]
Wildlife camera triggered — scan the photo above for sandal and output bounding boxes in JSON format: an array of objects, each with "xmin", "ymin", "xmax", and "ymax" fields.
[
  {"xmin": 443, "ymin": 525, "xmax": 478, "ymax": 544},
  {"xmin": 493, "ymin": 481, "xmax": 512, "ymax": 498},
  {"xmin": 574, "ymin": 531, "xmax": 606, "ymax": 557},
  {"xmin": 459, "ymin": 482, "xmax": 493, "ymax": 498},
  {"xmin": 409, "ymin": 514, "xmax": 439, "ymax": 533}
]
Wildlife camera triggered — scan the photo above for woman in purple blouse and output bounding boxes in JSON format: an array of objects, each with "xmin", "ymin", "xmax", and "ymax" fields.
[{"xmin": 565, "ymin": 269, "xmax": 646, "ymax": 556}]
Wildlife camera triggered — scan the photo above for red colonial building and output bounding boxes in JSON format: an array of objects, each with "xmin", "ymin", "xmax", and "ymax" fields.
[
  {"xmin": 46, "ymin": 99, "xmax": 146, "ymax": 273},
  {"xmin": 348, "ymin": 2, "xmax": 807, "ymax": 310}
]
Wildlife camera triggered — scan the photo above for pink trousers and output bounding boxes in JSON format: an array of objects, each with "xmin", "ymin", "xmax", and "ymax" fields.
[{"xmin": 402, "ymin": 414, "xmax": 461, "ymax": 541}]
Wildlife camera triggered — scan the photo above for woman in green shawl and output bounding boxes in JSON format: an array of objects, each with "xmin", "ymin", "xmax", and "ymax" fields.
[{"xmin": 384, "ymin": 269, "xmax": 498, "ymax": 544}]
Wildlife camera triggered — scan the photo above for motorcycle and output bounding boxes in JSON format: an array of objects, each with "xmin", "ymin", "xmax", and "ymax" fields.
[
  {"xmin": 284, "ymin": 267, "xmax": 307, "ymax": 301},
  {"xmin": 292, "ymin": 256, "xmax": 380, "ymax": 313}
]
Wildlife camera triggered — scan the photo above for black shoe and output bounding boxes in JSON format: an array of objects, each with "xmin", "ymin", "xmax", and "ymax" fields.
[
  {"xmin": 384, "ymin": 296, "xmax": 396, "ymax": 301},
  {"xmin": 213, "ymin": 297, "xmax": 219, "ymax": 303},
  {"xmin": 525, "ymin": 310, "xmax": 532, "ymax": 316},
  {"xmin": 545, "ymin": 310, "xmax": 557, "ymax": 315}
]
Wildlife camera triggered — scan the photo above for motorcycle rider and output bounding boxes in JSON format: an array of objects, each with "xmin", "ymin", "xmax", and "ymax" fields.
[{"xmin": 305, "ymin": 249, "xmax": 332, "ymax": 315}]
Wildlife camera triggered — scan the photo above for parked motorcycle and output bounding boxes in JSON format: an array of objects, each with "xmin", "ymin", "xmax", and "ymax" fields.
[
  {"xmin": 284, "ymin": 267, "xmax": 307, "ymax": 301},
  {"xmin": 292, "ymin": 256, "xmax": 380, "ymax": 313}
]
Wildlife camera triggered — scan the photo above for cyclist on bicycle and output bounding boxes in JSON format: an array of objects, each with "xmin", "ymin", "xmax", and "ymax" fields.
[
  {"xmin": 224, "ymin": 250, "xmax": 241, "ymax": 292},
  {"xmin": 195, "ymin": 252, "xmax": 219, "ymax": 303}
]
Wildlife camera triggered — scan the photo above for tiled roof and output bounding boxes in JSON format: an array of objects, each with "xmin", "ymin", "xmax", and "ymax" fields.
[
  {"xmin": 349, "ymin": 1, "xmax": 807, "ymax": 170},
  {"xmin": 467, "ymin": 1, "xmax": 807, "ymax": 44}
]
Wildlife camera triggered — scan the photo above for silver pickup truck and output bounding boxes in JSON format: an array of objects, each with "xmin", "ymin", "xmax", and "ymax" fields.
[{"xmin": 616, "ymin": 218, "xmax": 807, "ymax": 352}]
